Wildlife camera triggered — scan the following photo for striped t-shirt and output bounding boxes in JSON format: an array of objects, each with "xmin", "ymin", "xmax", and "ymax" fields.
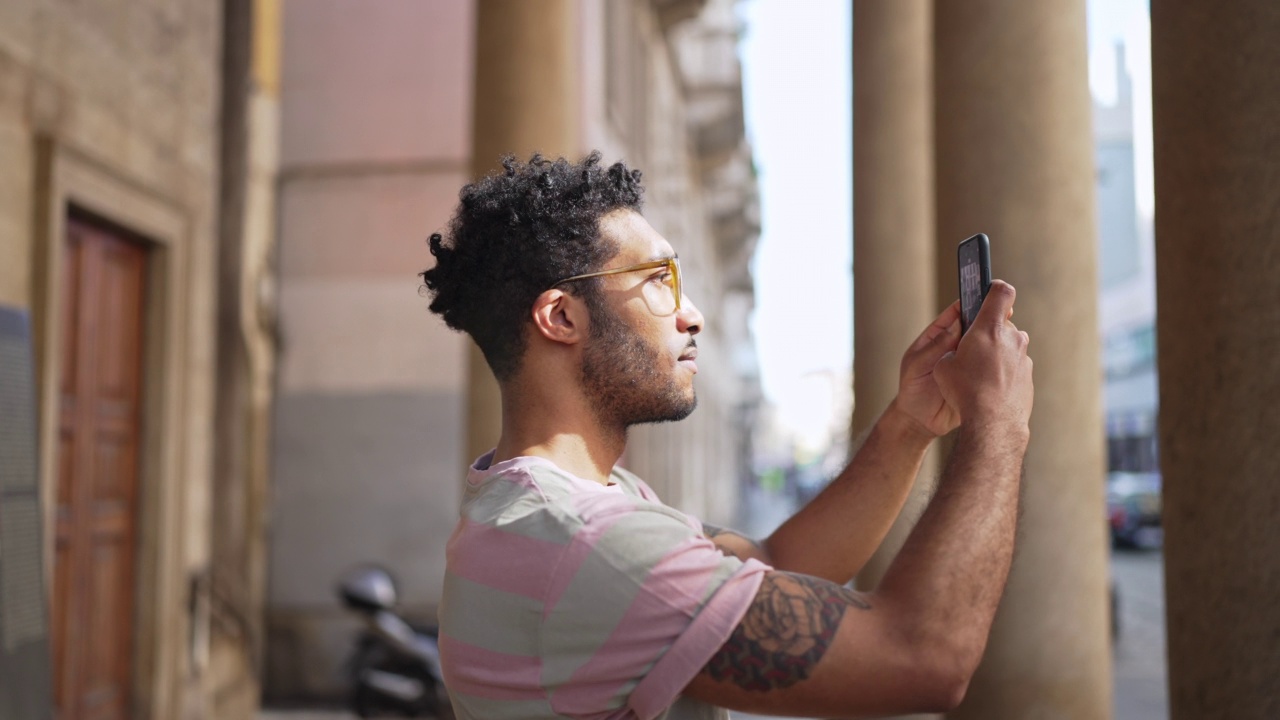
[{"xmin": 438, "ymin": 452, "xmax": 770, "ymax": 720}]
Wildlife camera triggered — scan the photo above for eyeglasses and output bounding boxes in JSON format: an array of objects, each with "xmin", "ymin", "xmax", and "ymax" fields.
[{"xmin": 552, "ymin": 256, "xmax": 683, "ymax": 315}]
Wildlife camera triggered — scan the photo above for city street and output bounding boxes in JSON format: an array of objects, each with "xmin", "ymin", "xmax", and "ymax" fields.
[{"xmin": 1111, "ymin": 548, "xmax": 1169, "ymax": 719}]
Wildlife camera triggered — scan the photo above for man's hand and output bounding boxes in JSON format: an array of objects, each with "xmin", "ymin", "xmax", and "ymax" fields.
[
  {"xmin": 933, "ymin": 280, "xmax": 1034, "ymax": 435},
  {"xmin": 703, "ymin": 523, "xmax": 772, "ymax": 565},
  {"xmin": 893, "ymin": 301, "xmax": 964, "ymax": 438}
]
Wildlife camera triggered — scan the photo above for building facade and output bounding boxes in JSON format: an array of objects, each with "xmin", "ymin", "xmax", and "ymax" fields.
[{"xmin": 0, "ymin": 0, "xmax": 279, "ymax": 717}]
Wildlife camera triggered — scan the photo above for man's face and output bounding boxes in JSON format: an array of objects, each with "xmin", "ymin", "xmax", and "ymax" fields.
[{"xmin": 579, "ymin": 210, "xmax": 705, "ymax": 428}]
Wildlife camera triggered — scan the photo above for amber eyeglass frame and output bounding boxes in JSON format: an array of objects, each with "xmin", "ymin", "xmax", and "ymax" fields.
[{"xmin": 551, "ymin": 257, "xmax": 682, "ymax": 313}]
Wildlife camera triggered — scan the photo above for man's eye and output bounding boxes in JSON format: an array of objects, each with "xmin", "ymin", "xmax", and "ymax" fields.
[{"xmin": 654, "ymin": 272, "xmax": 674, "ymax": 287}]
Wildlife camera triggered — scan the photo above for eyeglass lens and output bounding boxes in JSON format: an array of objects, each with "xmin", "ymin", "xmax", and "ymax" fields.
[{"xmin": 640, "ymin": 260, "xmax": 680, "ymax": 316}]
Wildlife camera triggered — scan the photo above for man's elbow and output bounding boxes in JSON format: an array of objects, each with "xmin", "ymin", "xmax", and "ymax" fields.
[
  {"xmin": 932, "ymin": 672, "xmax": 972, "ymax": 713},
  {"xmin": 916, "ymin": 645, "xmax": 980, "ymax": 712}
]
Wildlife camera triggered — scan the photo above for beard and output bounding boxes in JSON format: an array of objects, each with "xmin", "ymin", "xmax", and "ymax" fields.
[{"xmin": 580, "ymin": 302, "xmax": 697, "ymax": 429}]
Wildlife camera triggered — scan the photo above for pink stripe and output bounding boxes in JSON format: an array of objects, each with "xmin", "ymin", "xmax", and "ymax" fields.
[
  {"xmin": 629, "ymin": 560, "xmax": 770, "ymax": 719},
  {"xmin": 567, "ymin": 488, "xmax": 639, "ymax": 518},
  {"xmin": 542, "ymin": 498, "xmax": 639, "ymax": 617},
  {"xmin": 447, "ymin": 518, "xmax": 564, "ymax": 599},
  {"xmin": 438, "ymin": 633, "xmax": 545, "ymax": 702},
  {"xmin": 550, "ymin": 537, "xmax": 728, "ymax": 714}
]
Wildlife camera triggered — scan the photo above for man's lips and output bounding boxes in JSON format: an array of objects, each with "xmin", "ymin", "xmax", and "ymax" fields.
[{"xmin": 678, "ymin": 345, "xmax": 698, "ymax": 372}]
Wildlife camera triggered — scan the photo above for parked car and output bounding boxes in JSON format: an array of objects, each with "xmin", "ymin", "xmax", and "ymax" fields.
[{"xmin": 1106, "ymin": 471, "xmax": 1162, "ymax": 548}]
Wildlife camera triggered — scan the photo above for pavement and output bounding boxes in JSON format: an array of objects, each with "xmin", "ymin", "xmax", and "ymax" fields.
[
  {"xmin": 259, "ymin": 707, "xmax": 350, "ymax": 712},
  {"xmin": 258, "ymin": 709, "xmax": 797, "ymax": 719},
  {"xmin": 1111, "ymin": 548, "xmax": 1169, "ymax": 719},
  {"xmin": 258, "ymin": 709, "xmax": 794, "ymax": 720}
]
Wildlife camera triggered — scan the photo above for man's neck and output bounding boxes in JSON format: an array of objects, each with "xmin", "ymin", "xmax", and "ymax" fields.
[
  {"xmin": 492, "ymin": 432, "xmax": 624, "ymax": 485},
  {"xmin": 491, "ymin": 384, "xmax": 626, "ymax": 485}
]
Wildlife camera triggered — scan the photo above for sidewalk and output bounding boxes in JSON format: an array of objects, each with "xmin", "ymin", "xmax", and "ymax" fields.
[
  {"xmin": 260, "ymin": 711, "xmax": 792, "ymax": 720},
  {"xmin": 259, "ymin": 707, "xmax": 353, "ymax": 712}
]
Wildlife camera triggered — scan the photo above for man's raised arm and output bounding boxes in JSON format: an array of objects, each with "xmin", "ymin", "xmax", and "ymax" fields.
[
  {"xmin": 684, "ymin": 282, "xmax": 1033, "ymax": 717},
  {"xmin": 758, "ymin": 396, "xmax": 937, "ymax": 583},
  {"xmin": 705, "ymin": 301, "xmax": 963, "ymax": 584}
]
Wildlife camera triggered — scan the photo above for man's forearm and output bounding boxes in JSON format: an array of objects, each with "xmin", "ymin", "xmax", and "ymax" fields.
[
  {"xmin": 762, "ymin": 400, "xmax": 935, "ymax": 584},
  {"xmin": 874, "ymin": 420, "xmax": 1027, "ymax": 679}
]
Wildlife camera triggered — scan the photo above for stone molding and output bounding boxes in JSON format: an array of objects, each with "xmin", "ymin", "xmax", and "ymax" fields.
[
  {"xmin": 651, "ymin": 0, "xmax": 710, "ymax": 33},
  {"xmin": 31, "ymin": 136, "xmax": 197, "ymax": 720}
]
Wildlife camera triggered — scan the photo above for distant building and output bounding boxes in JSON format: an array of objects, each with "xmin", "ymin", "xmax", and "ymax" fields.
[
  {"xmin": 1095, "ymin": 45, "xmax": 1142, "ymax": 292},
  {"xmin": 1093, "ymin": 43, "xmax": 1159, "ymax": 472}
]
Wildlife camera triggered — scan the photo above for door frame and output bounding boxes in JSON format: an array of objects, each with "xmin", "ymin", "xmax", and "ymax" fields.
[{"xmin": 31, "ymin": 136, "xmax": 197, "ymax": 720}]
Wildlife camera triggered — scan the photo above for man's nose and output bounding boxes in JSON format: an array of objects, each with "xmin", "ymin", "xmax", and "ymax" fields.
[{"xmin": 677, "ymin": 297, "xmax": 704, "ymax": 335}]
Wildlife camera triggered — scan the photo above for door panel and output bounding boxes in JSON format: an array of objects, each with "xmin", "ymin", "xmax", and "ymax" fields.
[{"xmin": 53, "ymin": 216, "xmax": 148, "ymax": 720}]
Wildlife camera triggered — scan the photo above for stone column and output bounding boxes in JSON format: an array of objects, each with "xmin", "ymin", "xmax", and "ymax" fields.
[
  {"xmin": 1151, "ymin": 4, "xmax": 1280, "ymax": 717},
  {"xmin": 851, "ymin": 0, "xmax": 940, "ymax": 594},
  {"xmin": 466, "ymin": 0, "xmax": 581, "ymax": 464},
  {"xmin": 933, "ymin": 2, "xmax": 1111, "ymax": 717}
]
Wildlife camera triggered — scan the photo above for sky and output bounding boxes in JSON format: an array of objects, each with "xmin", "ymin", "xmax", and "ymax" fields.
[
  {"xmin": 738, "ymin": 0, "xmax": 852, "ymax": 448},
  {"xmin": 738, "ymin": 0, "xmax": 1153, "ymax": 447},
  {"xmin": 1086, "ymin": 0, "xmax": 1154, "ymax": 219}
]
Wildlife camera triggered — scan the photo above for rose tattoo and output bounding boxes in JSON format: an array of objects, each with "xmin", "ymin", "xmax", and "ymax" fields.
[{"xmin": 703, "ymin": 572, "xmax": 871, "ymax": 691}]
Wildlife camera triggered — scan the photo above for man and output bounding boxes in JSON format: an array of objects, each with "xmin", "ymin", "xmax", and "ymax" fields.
[{"xmin": 422, "ymin": 153, "xmax": 1033, "ymax": 719}]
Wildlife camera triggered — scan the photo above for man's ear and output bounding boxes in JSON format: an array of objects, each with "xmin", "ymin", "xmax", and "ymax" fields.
[{"xmin": 530, "ymin": 288, "xmax": 588, "ymax": 346}]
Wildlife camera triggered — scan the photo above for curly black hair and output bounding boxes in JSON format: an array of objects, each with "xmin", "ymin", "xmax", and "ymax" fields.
[{"xmin": 421, "ymin": 152, "xmax": 645, "ymax": 380}]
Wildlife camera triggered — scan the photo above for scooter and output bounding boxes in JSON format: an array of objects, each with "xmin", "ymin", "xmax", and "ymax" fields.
[{"xmin": 337, "ymin": 565, "xmax": 449, "ymax": 718}]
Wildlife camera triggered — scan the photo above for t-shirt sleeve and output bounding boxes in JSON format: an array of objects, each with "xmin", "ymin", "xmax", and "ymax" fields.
[{"xmin": 539, "ymin": 495, "xmax": 770, "ymax": 720}]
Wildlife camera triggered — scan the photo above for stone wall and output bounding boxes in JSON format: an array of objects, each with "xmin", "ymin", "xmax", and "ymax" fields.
[
  {"xmin": 0, "ymin": 0, "xmax": 228, "ymax": 717},
  {"xmin": 265, "ymin": 0, "xmax": 473, "ymax": 702}
]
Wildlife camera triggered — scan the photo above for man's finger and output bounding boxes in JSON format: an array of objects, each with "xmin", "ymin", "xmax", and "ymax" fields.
[
  {"xmin": 975, "ymin": 280, "xmax": 1016, "ymax": 329},
  {"xmin": 933, "ymin": 316, "xmax": 961, "ymax": 349},
  {"xmin": 936, "ymin": 299, "xmax": 962, "ymax": 328},
  {"xmin": 909, "ymin": 301, "xmax": 963, "ymax": 351}
]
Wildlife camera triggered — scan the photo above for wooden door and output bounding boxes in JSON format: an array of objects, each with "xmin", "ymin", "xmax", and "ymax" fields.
[{"xmin": 52, "ymin": 216, "xmax": 148, "ymax": 720}]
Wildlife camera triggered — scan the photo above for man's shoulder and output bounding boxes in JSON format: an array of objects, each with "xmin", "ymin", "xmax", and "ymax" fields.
[
  {"xmin": 460, "ymin": 461, "xmax": 578, "ymax": 535},
  {"xmin": 459, "ymin": 458, "xmax": 665, "ymax": 537},
  {"xmin": 609, "ymin": 464, "xmax": 661, "ymax": 501},
  {"xmin": 458, "ymin": 462, "xmax": 705, "ymax": 563},
  {"xmin": 445, "ymin": 459, "xmax": 703, "ymax": 607}
]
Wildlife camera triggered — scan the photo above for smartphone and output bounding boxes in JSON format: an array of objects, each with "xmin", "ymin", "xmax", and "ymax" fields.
[{"xmin": 958, "ymin": 233, "xmax": 992, "ymax": 335}]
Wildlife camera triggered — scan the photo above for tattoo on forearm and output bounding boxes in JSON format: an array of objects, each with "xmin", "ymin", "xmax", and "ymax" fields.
[
  {"xmin": 703, "ymin": 572, "xmax": 870, "ymax": 691},
  {"xmin": 702, "ymin": 523, "xmax": 764, "ymax": 560}
]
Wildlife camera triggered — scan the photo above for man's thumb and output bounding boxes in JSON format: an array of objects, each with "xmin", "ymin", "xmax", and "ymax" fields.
[
  {"xmin": 935, "ymin": 318, "xmax": 961, "ymax": 345},
  {"xmin": 933, "ymin": 351, "xmax": 957, "ymax": 378}
]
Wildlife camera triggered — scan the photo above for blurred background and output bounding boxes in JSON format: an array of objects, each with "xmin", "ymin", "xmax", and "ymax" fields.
[{"xmin": 0, "ymin": 1, "xmax": 1275, "ymax": 719}]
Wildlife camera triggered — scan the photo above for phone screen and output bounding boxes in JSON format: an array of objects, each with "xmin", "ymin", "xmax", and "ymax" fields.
[{"xmin": 958, "ymin": 234, "xmax": 991, "ymax": 333}]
